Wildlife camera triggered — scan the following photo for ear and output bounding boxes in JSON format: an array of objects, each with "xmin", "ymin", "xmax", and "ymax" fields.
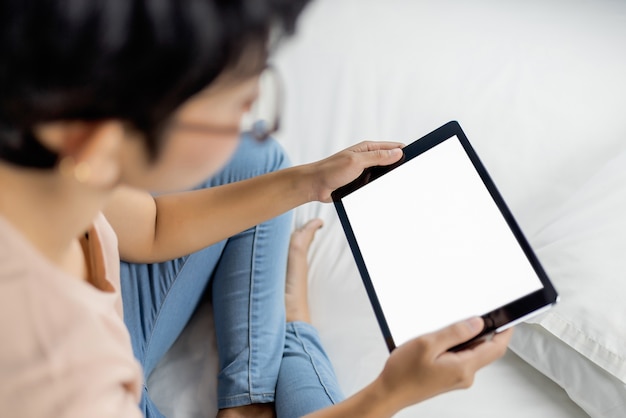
[{"xmin": 35, "ymin": 120, "xmax": 125, "ymax": 188}]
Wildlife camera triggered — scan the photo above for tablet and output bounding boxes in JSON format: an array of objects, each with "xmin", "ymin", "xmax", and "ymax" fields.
[{"xmin": 332, "ymin": 121, "xmax": 558, "ymax": 352}]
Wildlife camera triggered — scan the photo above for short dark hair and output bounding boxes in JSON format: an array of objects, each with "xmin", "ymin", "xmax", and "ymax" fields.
[{"xmin": 0, "ymin": 0, "xmax": 309, "ymax": 168}]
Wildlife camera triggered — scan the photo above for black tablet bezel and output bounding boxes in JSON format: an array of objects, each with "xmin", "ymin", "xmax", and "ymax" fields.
[{"xmin": 332, "ymin": 121, "xmax": 559, "ymax": 352}]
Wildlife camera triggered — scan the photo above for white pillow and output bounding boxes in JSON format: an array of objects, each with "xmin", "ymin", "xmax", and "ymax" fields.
[
  {"xmin": 512, "ymin": 324, "xmax": 625, "ymax": 418},
  {"xmin": 509, "ymin": 149, "xmax": 626, "ymax": 417}
]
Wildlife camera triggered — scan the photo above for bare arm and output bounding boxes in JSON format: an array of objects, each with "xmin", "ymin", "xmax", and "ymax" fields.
[
  {"xmin": 304, "ymin": 380, "xmax": 396, "ymax": 418},
  {"xmin": 305, "ymin": 319, "xmax": 512, "ymax": 418},
  {"xmin": 105, "ymin": 165, "xmax": 312, "ymax": 263},
  {"xmin": 104, "ymin": 142, "xmax": 404, "ymax": 263}
]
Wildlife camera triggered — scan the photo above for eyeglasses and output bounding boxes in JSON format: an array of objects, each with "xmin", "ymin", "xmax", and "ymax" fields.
[{"xmin": 167, "ymin": 66, "xmax": 283, "ymax": 142}]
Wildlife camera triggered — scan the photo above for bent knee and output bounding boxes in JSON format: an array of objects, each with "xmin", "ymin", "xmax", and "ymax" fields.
[{"xmin": 235, "ymin": 133, "xmax": 291, "ymax": 176}]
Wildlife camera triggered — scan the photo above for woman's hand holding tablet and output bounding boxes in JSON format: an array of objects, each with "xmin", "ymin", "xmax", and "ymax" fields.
[
  {"xmin": 306, "ymin": 317, "xmax": 512, "ymax": 418},
  {"xmin": 377, "ymin": 317, "xmax": 512, "ymax": 410},
  {"xmin": 332, "ymin": 121, "xmax": 558, "ymax": 352},
  {"xmin": 303, "ymin": 141, "xmax": 405, "ymax": 203}
]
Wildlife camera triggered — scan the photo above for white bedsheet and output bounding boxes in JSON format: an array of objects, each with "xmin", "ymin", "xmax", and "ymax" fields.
[
  {"xmin": 149, "ymin": 294, "xmax": 588, "ymax": 418},
  {"xmin": 149, "ymin": 0, "xmax": 626, "ymax": 416}
]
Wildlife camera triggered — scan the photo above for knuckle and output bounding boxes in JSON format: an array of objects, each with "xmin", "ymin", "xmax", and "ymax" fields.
[
  {"xmin": 416, "ymin": 338, "xmax": 430, "ymax": 351},
  {"xmin": 411, "ymin": 336, "xmax": 431, "ymax": 353},
  {"xmin": 353, "ymin": 140, "xmax": 370, "ymax": 151},
  {"xmin": 346, "ymin": 152, "xmax": 359, "ymax": 165}
]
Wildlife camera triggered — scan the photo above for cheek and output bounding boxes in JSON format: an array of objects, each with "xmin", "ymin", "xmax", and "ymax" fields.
[
  {"xmin": 177, "ymin": 135, "xmax": 238, "ymax": 174},
  {"xmin": 133, "ymin": 135, "xmax": 240, "ymax": 193}
]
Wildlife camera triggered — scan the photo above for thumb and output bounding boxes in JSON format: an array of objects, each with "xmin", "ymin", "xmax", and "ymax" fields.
[
  {"xmin": 362, "ymin": 147, "xmax": 403, "ymax": 167},
  {"xmin": 429, "ymin": 317, "xmax": 484, "ymax": 351}
]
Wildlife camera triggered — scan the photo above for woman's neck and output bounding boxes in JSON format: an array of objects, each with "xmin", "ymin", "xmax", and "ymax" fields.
[{"xmin": 0, "ymin": 162, "xmax": 110, "ymax": 278}]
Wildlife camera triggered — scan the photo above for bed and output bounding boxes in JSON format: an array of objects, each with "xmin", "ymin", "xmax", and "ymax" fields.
[{"xmin": 148, "ymin": 1, "xmax": 626, "ymax": 416}]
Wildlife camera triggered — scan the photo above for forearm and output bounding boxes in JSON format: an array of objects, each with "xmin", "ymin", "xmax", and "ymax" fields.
[
  {"xmin": 305, "ymin": 379, "xmax": 399, "ymax": 418},
  {"xmin": 107, "ymin": 140, "xmax": 404, "ymax": 263},
  {"xmin": 145, "ymin": 164, "xmax": 313, "ymax": 262}
]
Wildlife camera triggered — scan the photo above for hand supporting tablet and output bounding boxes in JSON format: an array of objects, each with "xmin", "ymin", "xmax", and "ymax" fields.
[{"xmin": 332, "ymin": 121, "xmax": 558, "ymax": 352}]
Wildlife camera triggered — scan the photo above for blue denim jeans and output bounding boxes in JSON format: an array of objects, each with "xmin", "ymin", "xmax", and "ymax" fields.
[{"xmin": 120, "ymin": 135, "xmax": 344, "ymax": 418}]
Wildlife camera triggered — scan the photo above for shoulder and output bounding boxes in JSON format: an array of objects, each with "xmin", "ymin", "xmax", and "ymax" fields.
[
  {"xmin": 0, "ymin": 215, "xmax": 142, "ymax": 417},
  {"xmin": 0, "ymin": 261, "xmax": 143, "ymax": 417}
]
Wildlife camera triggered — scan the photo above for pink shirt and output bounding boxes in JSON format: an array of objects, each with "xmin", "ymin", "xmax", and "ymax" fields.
[{"xmin": 0, "ymin": 213, "xmax": 143, "ymax": 417}]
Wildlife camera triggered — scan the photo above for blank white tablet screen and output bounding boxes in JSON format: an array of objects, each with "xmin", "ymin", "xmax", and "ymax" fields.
[{"xmin": 341, "ymin": 136, "xmax": 542, "ymax": 346}]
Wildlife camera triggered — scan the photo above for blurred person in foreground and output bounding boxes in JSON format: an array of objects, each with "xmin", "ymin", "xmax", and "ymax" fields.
[{"xmin": 0, "ymin": 1, "xmax": 511, "ymax": 417}]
